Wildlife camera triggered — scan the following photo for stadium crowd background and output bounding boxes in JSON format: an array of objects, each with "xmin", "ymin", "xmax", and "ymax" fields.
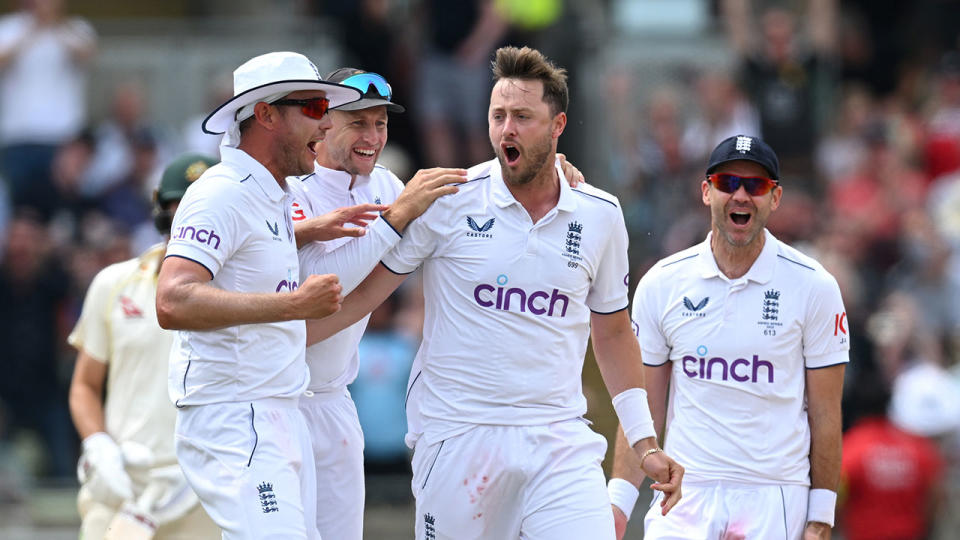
[{"xmin": 0, "ymin": 0, "xmax": 958, "ymax": 538}]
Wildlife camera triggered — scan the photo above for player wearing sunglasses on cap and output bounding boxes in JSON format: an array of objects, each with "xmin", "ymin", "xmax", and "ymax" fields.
[
  {"xmin": 288, "ymin": 67, "xmax": 586, "ymax": 540},
  {"xmin": 609, "ymin": 135, "xmax": 848, "ymax": 540}
]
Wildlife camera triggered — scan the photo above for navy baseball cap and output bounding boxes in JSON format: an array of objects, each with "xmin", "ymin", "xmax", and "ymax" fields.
[{"xmin": 706, "ymin": 135, "xmax": 780, "ymax": 180}]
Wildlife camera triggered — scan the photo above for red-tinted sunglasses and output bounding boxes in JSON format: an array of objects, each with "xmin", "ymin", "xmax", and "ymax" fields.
[
  {"xmin": 273, "ymin": 97, "xmax": 330, "ymax": 120},
  {"xmin": 707, "ymin": 173, "xmax": 780, "ymax": 196}
]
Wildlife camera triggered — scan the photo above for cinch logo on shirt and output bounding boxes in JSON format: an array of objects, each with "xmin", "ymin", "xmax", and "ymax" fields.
[
  {"xmin": 681, "ymin": 354, "xmax": 774, "ymax": 383},
  {"xmin": 276, "ymin": 279, "xmax": 299, "ymax": 292},
  {"xmin": 473, "ymin": 274, "xmax": 569, "ymax": 317},
  {"xmin": 173, "ymin": 225, "xmax": 221, "ymax": 249}
]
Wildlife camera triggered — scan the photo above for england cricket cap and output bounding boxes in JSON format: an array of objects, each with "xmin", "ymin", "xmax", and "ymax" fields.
[
  {"xmin": 325, "ymin": 67, "xmax": 405, "ymax": 113},
  {"xmin": 155, "ymin": 153, "xmax": 218, "ymax": 205},
  {"xmin": 706, "ymin": 134, "xmax": 780, "ymax": 180},
  {"xmin": 202, "ymin": 52, "xmax": 363, "ymax": 134}
]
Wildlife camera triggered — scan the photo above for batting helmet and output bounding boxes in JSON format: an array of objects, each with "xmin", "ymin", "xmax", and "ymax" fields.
[{"xmin": 153, "ymin": 152, "xmax": 218, "ymax": 233}]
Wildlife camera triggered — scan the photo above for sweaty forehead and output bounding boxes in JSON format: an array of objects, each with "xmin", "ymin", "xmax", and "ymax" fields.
[{"xmin": 491, "ymin": 78, "xmax": 546, "ymax": 109}]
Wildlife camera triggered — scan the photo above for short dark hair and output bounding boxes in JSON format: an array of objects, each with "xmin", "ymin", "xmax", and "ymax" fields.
[{"xmin": 491, "ymin": 46, "xmax": 568, "ymax": 116}]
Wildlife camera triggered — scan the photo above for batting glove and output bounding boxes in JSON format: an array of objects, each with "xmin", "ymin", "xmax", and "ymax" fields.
[{"xmin": 77, "ymin": 432, "xmax": 133, "ymax": 506}]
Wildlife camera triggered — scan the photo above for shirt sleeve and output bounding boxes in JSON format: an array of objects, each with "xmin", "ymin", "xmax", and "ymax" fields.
[
  {"xmin": 380, "ymin": 204, "xmax": 441, "ymax": 274},
  {"xmin": 803, "ymin": 271, "xmax": 851, "ymax": 368},
  {"xmin": 631, "ymin": 268, "xmax": 671, "ymax": 366},
  {"xmin": 299, "ymin": 216, "xmax": 403, "ymax": 294},
  {"xmin": 66, "ymin": 264, "xmax": 115, "ymax": 364},
  {"xmin": 164, "ymin": 180, "xmax": 242, "ymax": 277},
  {"xmin": 586, "ymin": 207, "xmax": 630, "ymax": 314}
]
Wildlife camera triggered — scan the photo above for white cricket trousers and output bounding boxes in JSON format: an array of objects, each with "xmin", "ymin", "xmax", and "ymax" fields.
[
  {"xmin": 174, "ymin": 397, "xmax": 320, "ymax": 539},
  {"xmin": 411, "ymin": 418, "xmax": 614, "ymax": 540},
  {"xmin": 299, "ymin": 388, "xmax": 365, "ymax": 540},
  {"xmin": 643, "ymin": 480, "xmax": 809, "ymax": 539}
]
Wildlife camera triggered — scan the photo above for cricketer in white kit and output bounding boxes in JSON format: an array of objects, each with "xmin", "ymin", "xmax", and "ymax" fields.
[{"xmin": 156, "ymin": 51, "xmax": 361, "ymax": 540}]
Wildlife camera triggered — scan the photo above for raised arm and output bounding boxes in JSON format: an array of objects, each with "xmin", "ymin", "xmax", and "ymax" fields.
[
  {"xmin": 591, "ymin": 309, "xmax": 684, "ymax": 521},
  {"xmin": 804, "ymin": 363, "xmax": 844, "ymax": 539},
  {"xmin": 156, "ymin": 256, "xmax": 342, "ymax": 330}
]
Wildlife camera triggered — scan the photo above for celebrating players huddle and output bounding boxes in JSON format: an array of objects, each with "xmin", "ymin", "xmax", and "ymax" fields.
[{"xmin": 69, "ymin": 46, "xmax": 847, "ymax": 540}]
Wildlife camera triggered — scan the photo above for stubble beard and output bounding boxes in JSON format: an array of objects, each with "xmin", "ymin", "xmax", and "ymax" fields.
[{"xmin": 498, "ymin": 135, "xmax": 553, "ymax": 187}]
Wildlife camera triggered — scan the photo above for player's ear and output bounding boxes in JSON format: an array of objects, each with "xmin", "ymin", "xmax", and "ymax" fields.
[
  {"xmin": 551, "ymin": 112, "xmax": 566, "ymax": 139},
  {"xmin": 701, "ymin": 180, "xmax": 711, "ymax": 206}
]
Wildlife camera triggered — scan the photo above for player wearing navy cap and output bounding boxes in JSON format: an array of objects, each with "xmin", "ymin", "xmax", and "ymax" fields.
[{"xmin": 609, "ymin": 135, "xmax": 848, "ymax": 540}]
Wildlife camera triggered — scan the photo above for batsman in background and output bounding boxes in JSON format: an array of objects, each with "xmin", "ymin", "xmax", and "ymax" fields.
[{"xmin": 68, "ymin": 153, "xmax": 221, "ymax": 539}]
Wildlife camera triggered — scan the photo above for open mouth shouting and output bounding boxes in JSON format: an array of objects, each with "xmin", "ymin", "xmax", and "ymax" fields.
[
  {"xmin": 307, "ymin": 140, "xmax": 320, "ymax": 156},
  {"xmin": 501, "ymin": 142, "xmax": 521, "ymax": 166},
  {"xmin": 729, "ymin": 209, "xmax": 753, "ymax": 228}
]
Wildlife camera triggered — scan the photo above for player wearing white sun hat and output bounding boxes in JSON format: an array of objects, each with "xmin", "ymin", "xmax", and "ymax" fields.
[{"xmin": 156, "ymin": 51, "xmax": 361, "ymax": 539}]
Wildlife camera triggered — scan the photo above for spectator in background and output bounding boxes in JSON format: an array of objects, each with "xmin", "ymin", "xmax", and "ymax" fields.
[
  {"xmin": 839, "ymin": 369, "xmax": 945, "ymax": 540},
  {"xmin": 0, "ymin": 209, "xmax": 74, "ymax": 479},
  {"xmin": 83, "ymin": 80, "xmax": 167, "ymax": 198},
  {"xmin": 680, "ymin": 70, "xmax": 759, "ymax": 166},
  {"xmin": 923, "ymin": 51, "xmax": 960, "ymax": 182},
  {"xmin": 414, "ymin": 0, "xmax": 507, "ymax": 167},
  {"xmin": 0, "ymin": 0, "xmax": 96, "ymax": 219},
  {"xmin": 722, "ymin": 0, "xmax": 838, "ymax": 186}
]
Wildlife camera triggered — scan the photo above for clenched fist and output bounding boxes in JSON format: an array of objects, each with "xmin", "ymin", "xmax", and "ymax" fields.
[{"xmin": 293, "ymin": 273, "xmax": 343, "ymax": 319}]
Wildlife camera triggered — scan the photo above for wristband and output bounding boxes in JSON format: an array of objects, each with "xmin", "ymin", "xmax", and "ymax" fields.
[
  {"xmin": 807, "ymin": 488, "xmax": 837, "ymax": 526},
  {"xmin": 612, "ymin": 388, "xmax": 656, "ymax": 447},
  {"xmin": 607, "ymin": 478, "xmax": 640, "ymax": 517}
]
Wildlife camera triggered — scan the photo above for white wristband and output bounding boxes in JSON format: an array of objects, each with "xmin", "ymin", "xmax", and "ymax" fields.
[
  {"xmin": 607, "ymin": 478, "xmax": 640, "ymax": 517},
  {"xmin": 807, "ymin": 488, "xmax": 837, "ymax": 527},
  {"xmin": 612, "ymin": 388, "xmax": 656, "ymax": 447}
]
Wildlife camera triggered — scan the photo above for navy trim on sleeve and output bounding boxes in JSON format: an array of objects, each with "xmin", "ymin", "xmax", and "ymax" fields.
[
  {"xmin": 163, "ymin": 254, "xmax": 215, "ymax": 280},
  {"xmin": 380, "ymin": 215, "xmax": 403, "ymax": 239},
  {"xmin": 589, "ymin": 305, "xmax": 629, "ymax": 315},
  {"xmin": 805, "ymin": 361, "xmax": 848, "ymax": 370},
  {"xmin": 380, "ymin": 261, "xmax": 416, "ymax": 275},
  {"xmin": 240, "ymin": 174, "xmax": 252, "ymax": 183}
]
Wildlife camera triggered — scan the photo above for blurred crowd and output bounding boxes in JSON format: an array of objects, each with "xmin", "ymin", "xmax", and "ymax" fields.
[{"xmin": 0, "ymin": 0, "xmax": 957, "ymax": 537}]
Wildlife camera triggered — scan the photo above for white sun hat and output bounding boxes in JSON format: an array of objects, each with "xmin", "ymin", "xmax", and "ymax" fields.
[{"xmin": 202, "ymin": 51, "xmax": 362, "ymax": 135}]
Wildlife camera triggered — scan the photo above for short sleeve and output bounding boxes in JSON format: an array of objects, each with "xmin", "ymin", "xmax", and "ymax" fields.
[
  {"xmin": 380, "ymin": 205, "xmax": 441, "ymax": 274},
  {"xmin": 165, "ymin": 181, "xmax": 242, "ymax": 277},
  {"xmin": 586, "ymin": 208, "xmax": 629, "ymax": 314},
  {"xmin": 631, "ymin": 269, "xmax": 671, "ymax": 366},
  {"xmin": 67, "ymin": 265, "xmax": 115, "ymax": 364},
  {"xmin": 803, "ymin": 272, "xmax": 850, "ymax": 369}
]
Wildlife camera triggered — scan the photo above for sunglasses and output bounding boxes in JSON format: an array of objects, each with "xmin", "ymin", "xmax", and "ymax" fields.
[
  {"xmin": 707, "ymin": 173, "xmax": 779, "ymax": 196},
  {"xmin": 339, "ymin": 72, "xmax": 394, "ymax": 101},
  {"xmin": 272, "ymin": 97, "xmax": 330, "ymax": 119}
]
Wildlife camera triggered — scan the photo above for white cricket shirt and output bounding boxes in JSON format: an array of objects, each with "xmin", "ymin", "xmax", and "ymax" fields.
[
  {"xmin": 382, "ymin": 158, "xmax": 631, "ymax": 445},
  {"xmin": 166, "ymin": 146, "xmax": 308, "ymax": 406},
  {"xmin": 289, "ymin": 163, "xmax": 404, "ymax": 391},
  {"xmin": 632, "ymin": 230, "xmax": 850, "ymax": 485},
  {"xmin": 68, "ymin": 245, "xmax": 178, "ymax": 466}
]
